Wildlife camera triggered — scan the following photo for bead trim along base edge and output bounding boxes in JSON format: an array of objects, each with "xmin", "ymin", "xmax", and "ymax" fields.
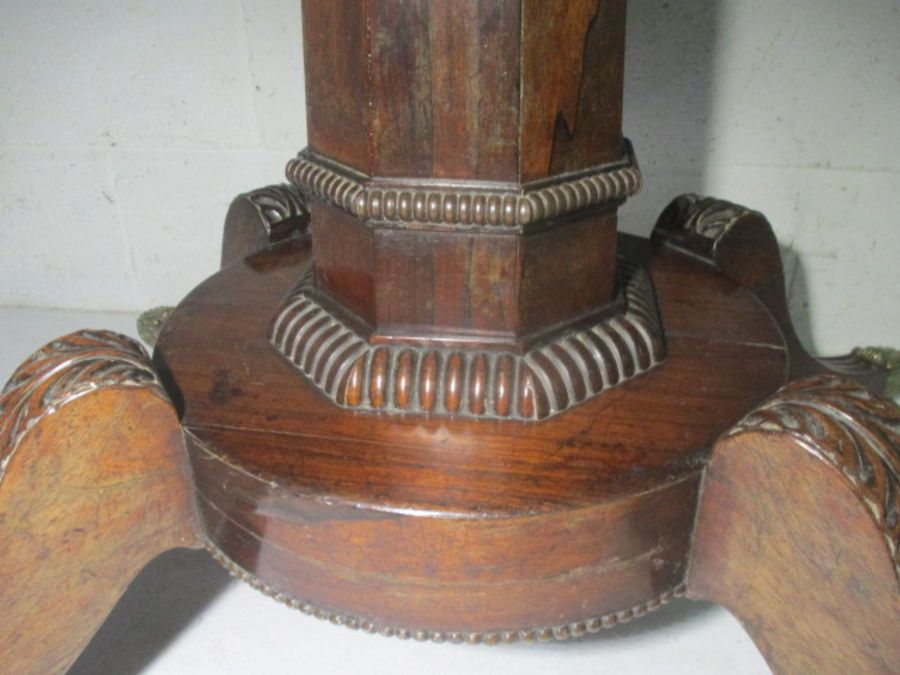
[{"xmin": 203, "ymin": 538, "xmax": 687, "ymax": 645}]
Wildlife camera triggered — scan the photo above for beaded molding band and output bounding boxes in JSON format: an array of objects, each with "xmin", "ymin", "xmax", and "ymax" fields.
[
  {"xmin": 286, "ymin": 142, "xmax": 641, "ymax": 230},
  {"xmin": 203, "ymin": 537, "xmax": 686, "ymax": 645}
]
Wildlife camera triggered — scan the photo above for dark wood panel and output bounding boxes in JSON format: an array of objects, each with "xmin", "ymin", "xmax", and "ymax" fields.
[
  {"xmin": 307, "ymin": 0, "xmax": 522, "ymax": 181},
  {"xmin": 369, "ymin": 0, "xmax": 434, "ymax": 177},
  {"xmin": 190, "ymin": 431, "xmax": 696, "ymax": 633},
  {"xmin": 474, "ymin": 0, "xmax": 522, "ymax": 180},
  {"xmin": 372, "ymin": 228, "xmax": 520, "ymax": 337},
  {"xmin": 520, "ymin": 0, "xmax": 627, "ymax": 181},
  {"xmin": 368, "ymin": 0, "xmax": 521, "ymax": 180},
  {"xmin": 309, "ymin": 202, "xmax": 376, "ymax": 327},
  {"xmin": 518, "ymin": 210, "xmax": 617, "ymax": 335},
  {"xmin": 548, "ymin": 0, "xmax": 627, "ymax": 176},
  {"xmin": 428, "ymin": 0, "xmax": 481, "ymax": 179},
  {"xmin": 302, "ymin": 0, "xmax": 372, "ymax": 171}
]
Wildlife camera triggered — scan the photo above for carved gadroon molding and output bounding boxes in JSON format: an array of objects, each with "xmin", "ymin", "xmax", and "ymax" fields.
[
  {"xmin": 0, "ymin": 331, "xmax": 167, "ymax": 472},
  {"xmin": 204, "ymin": 536, "xmax": 685, "ymax": 644},
  {"xmin": 286, "ymin": 142, "xmax": 641, "ymax": 230},
  {"xmin": 728, "ymin": 375, "xmax": 900, "ymax": 577},
  {"xmin": 270, "ymin": 263, "xmax": 665, "ymax": 421}
]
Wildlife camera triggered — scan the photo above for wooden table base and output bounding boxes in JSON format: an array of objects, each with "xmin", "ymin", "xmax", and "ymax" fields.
[
  {"xmin": 1, "ymin": 191, "xmax": 896, "ymax": 673},
  {"xmin": 2, "ymin": 0, "xmax": 897, "ymax": 671},
  {"xmin": 157, "ymin": 198, "xmax": 791, "ymax": 639}
]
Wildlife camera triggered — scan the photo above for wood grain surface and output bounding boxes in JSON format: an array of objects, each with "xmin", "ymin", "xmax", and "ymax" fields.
[
  {"xmin": 689, "ymin": 376, "xmax": 900, "ymax": 674},
  {"xmin": 302, "ymin": 0, "xmax": 625, "ymax": 183},
  {"xmin": 153, "ymin": 231, "xmax": 788, "ymax": 636},
  {"xmin": 652, "ymin": 193, "xmax": 888, "ymax": 392},
  {"xmin": 0, "ymin": 331, "xmax": 199, "ymax": 675}
]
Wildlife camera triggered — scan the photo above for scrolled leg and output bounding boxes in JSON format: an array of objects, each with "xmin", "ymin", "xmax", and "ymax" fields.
[
  {"xmin": 0, "ymin": 330, "xmax": 199, "ymax": 675},
  {"xmin": 688, "ymin": 375, "xmax": 899, "ymax": 674},
  {"xmin": 652, "ymin": 194, "xmax": 888, "ymax": 393},
  {"xmin": 221, "ymin": 183, "xmax": 309, "ymax": 267}
]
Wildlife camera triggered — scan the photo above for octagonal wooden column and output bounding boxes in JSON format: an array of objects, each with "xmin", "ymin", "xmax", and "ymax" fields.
[
  {"xmin": 275, "ymin": 0, "xmax": 654, "ymax": 421},
  {"xmin": 298, "ymin": 0, "xmax": 631, "ymax": 341}
]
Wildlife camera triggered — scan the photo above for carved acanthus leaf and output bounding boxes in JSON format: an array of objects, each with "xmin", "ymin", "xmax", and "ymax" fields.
[
  {"xmin": 729, "ymin": 375, "xmax": 900, "ymax": 576},
  {"xmin": 245, "ymin": 184, "xmax": 308, "ymax": 235},
  {"xmin": 652, "ymin": 193, "xmax": 764, "ymax": 261},
  {"xmin": 0, "ymin": 331, "xmax": 167, "ymax": 471}
]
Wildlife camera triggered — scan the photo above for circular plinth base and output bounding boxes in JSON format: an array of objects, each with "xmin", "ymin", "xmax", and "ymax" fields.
[{"xmin": 155, "ymin": 235, "xmax": 787, "ymax": 638}]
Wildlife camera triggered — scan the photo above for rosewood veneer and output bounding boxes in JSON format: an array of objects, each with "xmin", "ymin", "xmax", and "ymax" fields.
[{"xmin": 1, "ymin": 1, "xmax": 897, "ymax": 673}]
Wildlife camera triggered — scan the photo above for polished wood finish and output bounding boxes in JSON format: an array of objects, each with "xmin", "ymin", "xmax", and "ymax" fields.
[
  {"xmin": 688, "ymin": 376, "xmax": 900, "ymax": 674},
  {"xmin": 153, "ymin": 227, "xmax": 788, "ymax": 637},
  {"xmin": 0, "ymin": 331, "xmax": 199, "ymax": 675},
  {"xmin": 520, "ymin": 0, "xmax": 626, "ymax": 180},
  {"xmin": 296, "ymin": 0, "xmax": 633, "ymax": 348},
  {"xmin": 302, "ymin": 194, "xmax": 626, "ymax": 349},
  {"xmin": 302, "ymin": 0, "xmax": 625, "ymax": 182},
  {"xmin": 2, "ymin": 0, "xmax": 895, "ymax": 671},
  {"xmin": 652, "ymin": 194, "xmax": 888, "ymax": 393}
]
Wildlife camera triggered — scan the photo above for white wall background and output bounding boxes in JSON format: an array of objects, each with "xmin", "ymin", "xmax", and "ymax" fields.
[{"xmin": 1, "ymin": 0, "xmax": 897, "ymax": 353}]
